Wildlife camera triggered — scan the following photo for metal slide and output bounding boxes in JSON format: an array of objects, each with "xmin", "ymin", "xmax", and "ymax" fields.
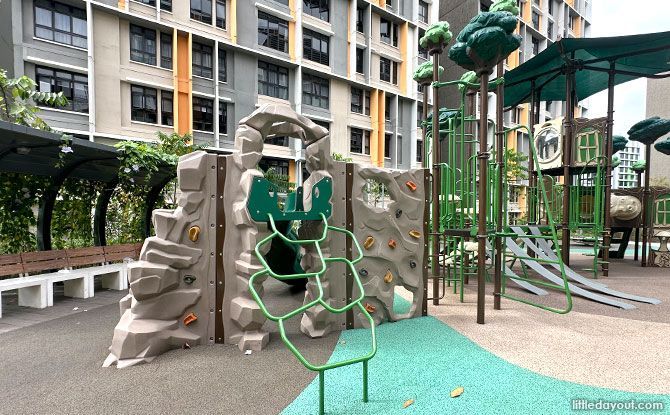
[
  {"xmin": 504, "ymin": 264, "xmax": 549, "ymax": 296},
  {"xmin": 506, "ymin": 238, "xmax": 637, "ymax": 310},
  {"xmin": 516, "ymin": 226, "xmax": 661, "ymax": 305}
]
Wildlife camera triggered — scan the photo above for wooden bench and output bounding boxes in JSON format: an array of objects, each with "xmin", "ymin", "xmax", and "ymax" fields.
[{"xmin": 0, "ymin": 243, "xmax": 142, "ymax": 317}]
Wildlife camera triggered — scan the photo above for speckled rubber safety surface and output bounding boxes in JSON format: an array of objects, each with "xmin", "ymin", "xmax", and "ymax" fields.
[{"xmin": 283, "ymin": 302, "xmax": 669, "ymax": 414}]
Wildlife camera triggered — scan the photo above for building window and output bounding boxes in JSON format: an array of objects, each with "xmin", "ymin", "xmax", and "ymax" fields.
[
  {"xmin": 265, "ymin": 135, "xmax": 289, "ymax": 146},
  {"xmin": 218, "ymin": 48, "xmax": 227, "ymax": 83},
  {"xmin": 161, "ymin": 92, "xmax": 173, "ymax": 126},
  {"xmin": 418, "ymin": 1, "xmax": 428, "ymax": 23},
  {"xmin": 356, "ymin": 48, "xmax": 364, "ymax": 74},
  {"xmin": 219, "ymin": 102, "xmax": 227, "ymax": 135},
  {"xmin": 258, "ymin": 61, "xmax": 289, "ymax": 100},
  {"xmin": 130, "ymin": 24, "xmax": 157, "ymax": 66},
  {"xmin": 531, "ymin": 11, "xmax": 540, "ymax": 30},
  {"xmin": 193, "ymin": 96, "xmax": 214, "ymax": 132},
  {"xmin": 303, "ymin": 29, "xmax": 329, "ymax": 66},
  {"xmin": 302, "ymin": 73, "xmax": 329, "ymax": 109},
  {"xmin": 351, "ymin": 87, "xmax": 370, "ymax": 115},
  {"xmin": 385, "ymin": 96, "xmax": 392, "ymax": 121},
  {"xmin": 380, "ymin": 57, "xmax": 391, "ymax": 82},
  {"xmin": 311, "ymin": 119, "xmax": 330, "ymax": 131},
  {"xmin": 34, "ymin": 0, "xmax": 87, "ymax": 49},
  {"xmin": 356, "ymin": 7, "xmax": 365, "ymax": 32},
  {"xmin": 216, "ymin": 0, "xmax": 226, "ymax": 28},
  {"xmin": 380, "ymin": 18, "xmax": 398, "ymax": 47},
  {"xmin": 137, "ymin": 0, "xmax": 156, "ymax": 5},
  {"xmin": 36, "ymin": 66, "xmax": 88, "ymax": 113},
  {"xmin": 350, "ymin": 128, "xmax": 370, "ymax": 155},
  {"xmin": 131, "ymin": 85, "xmax": 158, "ymax": 123},
  {"xmin": 303, "ymin": 0, "xmax": 329, "ymax": 22},
  {"xmin": 191, "ymin": 0, "xmax": 213, "ymax": 24},
  {"xmin": 160, "ymin": 32, "xmax": 172, "ymax": 69},
  {"xmin": 384, "ymin": 133, "xmax": 392, "ymax": 158},
  {"xmin": 418, "ymin": 29, "xmax": 428, "ymax": 59},
  {"xmin": 531, "ymin": 37, "xmax": 540, "ymax": 56},
  {"xmin": 258, "ymin": 11, "xmax": 289, "ymax": 53},
  {"xmin": 160, "ymin": 0, "xmax": 172, "ymax": 12},
  {"xmin": 547, "ymin": 21, "xmax": 554, "ymax": 39},
  {"xmin": 259, "ymin": 158, "xmax": 289, "ymax": 175},
  {"xmin": 192, "ymin": 42, "xmax": 213, "ymax": 78},
  {"xmin": 397, "ymin": 136, "xmax": 403, "ymax": 163},
  {"xmin": 548, "ymin": 0, "xmax": 553, "ymax": 15},
  {"xmin": 416, "ymin": 140, "xmax": 423, "ymax": 162}
]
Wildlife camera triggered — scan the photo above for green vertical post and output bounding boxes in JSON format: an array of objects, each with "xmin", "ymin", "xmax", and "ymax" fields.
[
  {"xmin": 363, "ymin": 361, "xmax": 369, "ymax": 402},
  {"xmin": 319, "ymin": 371, "xmax": 325, "ymax": 415}
]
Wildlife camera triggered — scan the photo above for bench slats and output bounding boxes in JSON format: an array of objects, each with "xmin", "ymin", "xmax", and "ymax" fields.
[
  {"xmin": 21, "ymin": 250, "xmax": 68, "ymax": 274},
  {"xmin": 103, "ymin": 243, "xmax": 139, "ymax": 262},
  {"xmin": 66, "ymin": 246, "xmax": 106, "ymax": 267},
  {"xmin": 0, "ymin": 254, "xmax": 24, "ymax": 277}
]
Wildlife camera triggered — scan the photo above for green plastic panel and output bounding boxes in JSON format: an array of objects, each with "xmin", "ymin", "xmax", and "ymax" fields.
[{"xmin": 248, "ymin": 177, "xmax": 332, "ymax": 222}]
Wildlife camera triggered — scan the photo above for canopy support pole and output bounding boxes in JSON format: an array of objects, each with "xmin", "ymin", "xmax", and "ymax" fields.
[
  {"xmin": 476, "ymin": 70, "xmax": 491, "ymax": 324},
  {"xmin": 641, "ymin": 144, "xmax": 651, "ymax": 267},
  {"xmin": 431, "ymin": 52, "xmax": 442, "ymax": 306},
  {"xmin": 561, "ymin": 62, "xmax": 576, "ymax": 266},
  {"xmin": 494, "ymin": 62, "xmax": 505, "ymax": 311},
  {"xmin": 528, "ymin": 80, "xmax": 537, "ymax": 225},
  {"xmin": 94, "ymin": 181, "xmax": 117, "ymax": 246},
  {"xmin": 602, "ymin": 62, "xmax": 616, "ymax": 277}
]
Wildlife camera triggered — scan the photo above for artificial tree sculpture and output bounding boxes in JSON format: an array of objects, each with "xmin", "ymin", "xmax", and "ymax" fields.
[
  {"xmin": 413, "ymin": 61, "xmax": 444, "ymax": 169},
  {"xmin": 419, "ymin": 21, "xmax": 452, "ymax": 306},
  {"xmin": 655, "ymin": 136, "xmax": 670, "ymax": 155},
  {"xmin": 448, "ymin": 4, "xmax": 521, "ymax": 323},
  {"xmin": 613, "ymin": 135, "xmax": 629, "ymax": 154},
  {"xmin": 628, "ymin": 116, "xmax": 670, "ymax": 266}
]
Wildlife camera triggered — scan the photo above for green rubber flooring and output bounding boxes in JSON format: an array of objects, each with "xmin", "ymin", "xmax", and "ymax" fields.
[{"xmin": 282, "ymin": 300, "xmax": 669, "ymax": 414}]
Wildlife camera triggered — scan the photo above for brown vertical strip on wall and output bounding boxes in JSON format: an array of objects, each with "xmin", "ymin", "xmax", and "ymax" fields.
[
  {"xmin": 422, "ymin": 168, "xmax": 430, "ymax": 316},
  {"xmin": 215, "ymin": 156, "xmax": 226, "ymax": 343},
  {"xmin": 345, "ymin": 163, "xmax": 355, "ymax": 329}
]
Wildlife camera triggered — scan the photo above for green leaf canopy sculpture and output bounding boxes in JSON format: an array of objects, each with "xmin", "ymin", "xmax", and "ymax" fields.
[
  {"xmin": 448, "ymin": 11, "xmax": 522, "ymax": 73},
  {"xmin": 631, "ymin": 159, "xmax": 646, "ymax": 173},
  {"xmin": 419, "ymin": 21, "xmax": 453, "ymax": 54},
  {"xmin": 413, "ymin": 61, "xmax": 444, "ymax": 85},
  {"xmin": 627, "ymin": 116, "xmax": 670, "ymax": 145},
  {"xmin": 457, "ymin": 70, "xmax": 499, "ymax": 92},
  {"xmin": 655, "ymin": 136, "xmax": 670, "ymax": 155},
  {"xmin": 612, "ymin": 135, "xmax": 628, "ymax": 154},
  {"xmin": 490, "ymin": 0, "xmax": 520, "ymax": 14},
  {"xmin": 611, "ymin": 156, "xmax": 621, "ymax": 168},
  {"xmin": 424, "ymin": 108, "xmax": 459, "ymax": 142}
]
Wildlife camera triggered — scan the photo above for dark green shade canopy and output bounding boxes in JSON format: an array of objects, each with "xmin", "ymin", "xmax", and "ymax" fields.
[
  {"xmin": 503, "ymin": 31, "xmax": 670, "ymax": 108},
  {"xmin": 627, "ymin": 117, "xmax": 670, "ymax": 145},
  {"xmin": 655, "ymin": 136, "xmax": 670, "ymax": 155}
]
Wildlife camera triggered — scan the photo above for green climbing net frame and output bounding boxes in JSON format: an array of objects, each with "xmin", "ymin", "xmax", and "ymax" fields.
[{"xmin": 247, "ymin": 177, "xmax": 377, "ymax": 415}]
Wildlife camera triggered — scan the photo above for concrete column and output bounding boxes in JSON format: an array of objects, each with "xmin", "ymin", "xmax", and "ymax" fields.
[{"xmin": 86, "ymin": 1, "xmax": 96, "ymax": 142}]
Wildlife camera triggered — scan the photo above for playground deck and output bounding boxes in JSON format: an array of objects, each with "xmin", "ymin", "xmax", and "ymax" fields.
[{"xmin": 0, "ymin": 253, "xmax": 668, "ymax": 414}]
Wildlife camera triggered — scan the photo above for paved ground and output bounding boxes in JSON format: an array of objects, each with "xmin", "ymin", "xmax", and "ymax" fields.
[
  {"xmin": 426, "ymin": 253, "xmax": 670, "ymax": 394},
  {"xmin": 0, "ymin": 279, "xmax": 338, "ymax": 415}
]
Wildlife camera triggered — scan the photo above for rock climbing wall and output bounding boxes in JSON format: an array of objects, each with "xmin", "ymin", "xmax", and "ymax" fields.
[
  {"xmin": 104, "ymin": 151, "xmax": 218, "ymax": 368},
  {"xmin": 105, "ymin": 104, "xmax": 427, "ymax": 366},
  {"xmin": 349, "ymin": 165, "xmax": 428, "ymax": 326}
]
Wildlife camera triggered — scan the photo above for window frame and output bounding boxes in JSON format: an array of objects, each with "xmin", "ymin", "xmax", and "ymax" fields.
[
  {"xmin": 418, "ymin": 1, "xmax": 428, "ymax": 23},
  {"xmin": 160, "ymin": 32, "xmax": 172, "ymax": 69},
  {"xmin": 258, "ymin": 60, "xmax": 289, "ymax": 100},
  {"xmin": 355, "ymin": 48, "xmax": 365, "ymax": 74},
  {"xmin": 218, "ymin": 47, "xmax": 227, "ymax": 83},
  {"xmin": 219, "ymin": 101, "xmax": 228, "ymax": 135},
  {"xmin": 130, "ymin": 24, "xmax": 157, "ymax": 66},
  {"xmin": 257, "ymin": 11, "xmax": 289, "ymax": 53},
  {"xmin": 35, "ymin": 66, "xmax": 89, "ymax": 113},
  {"xmin": 192, "ymin": 41, "xmax": 214, "ymax": 79},
  {"xmin": 216, "ymin": 0, "xmax": 226, "ymax": 29},
  {"xmin": 302, "ymin": 73, "xmax": 330, "ymax": 109},
  {"xmin": 303, "ymin": 0, "xmax": 329, "ymax": 22},
  {"xmin": 34, "ymin": 0, "xmax": 88, "ymax": 49},
  {"xmin": 160, "ymin": 0, "xmax": 172, "ymax": 12},
  {"xmin": 380, "ymin": 57, "xmax": 392, "ymax": 82},
  {"xmin": 356, "ymin": 7, "xmax": 365, "ymax": 33},
  {"xmin": 161, "ymin": 91, "xmax": 173, "ymax": 127},
  {"xmin": 192, "ymin": 96, "xmax": 214, "ymax": 132},
  {"xmin": 191, "ymin": 0, "xmax": 213, "ymax": 24},
  {"xmin": 131, "ymin": 84, "xmax": 158, "ymax": 124},
  {"xmin": 303, "ymin": 28, "xmax": 330, "ymax": 66}
]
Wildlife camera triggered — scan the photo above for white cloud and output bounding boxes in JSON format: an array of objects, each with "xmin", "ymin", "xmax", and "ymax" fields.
[{"xmin": 587, "ymin": 0, "xmax": 670, "ymax": 135}]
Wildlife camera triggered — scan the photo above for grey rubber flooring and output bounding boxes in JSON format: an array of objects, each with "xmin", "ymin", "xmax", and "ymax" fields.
[{"xmin": 0, "ymin": 278, "xmax": 338, "ymax": 415}]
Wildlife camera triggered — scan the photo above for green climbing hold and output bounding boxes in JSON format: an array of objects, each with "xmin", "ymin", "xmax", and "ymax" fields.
[
  {"xmin": 413, "ymin": 61, "xmax": 444, "ymax": 85},
  {"xmin": 627, "ymin": 117, "xmax": 670, "ymax": 145},
  {"xmin": 419, "ymin": 21, "xmax": 453, "ymax": 52},
  {"xmin": 448, "ymin": 11, "xmax": 522, "ymax": 72},
  {"xmin": 612, "ymin": 135, "xmax": 628, "ymax": 154},
  {"xmin": 654, "ymin": 136, "xmax": 670, "ymax": 155}
]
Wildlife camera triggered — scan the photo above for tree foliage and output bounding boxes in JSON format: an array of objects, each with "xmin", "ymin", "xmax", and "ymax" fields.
[
  {"xmin": 419, "ymin": 21, "xmax": 453, "ymax": 52},
  {"xmin": 413, "ymin": 61, "xmax": 444, "ymax": 84},
  {"xmin": 504, "ymin": 148, "xmax": 528, "ymax": 181}
]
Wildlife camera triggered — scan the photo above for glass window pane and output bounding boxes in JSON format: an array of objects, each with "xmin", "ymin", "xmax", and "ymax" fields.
[
  {"xmin": 35, "ymin": 7, "xmax": 52, "ymax": 27},
  {"xmin": 54, "ymin": 12, "xmax": 70, "ymax": 32}
]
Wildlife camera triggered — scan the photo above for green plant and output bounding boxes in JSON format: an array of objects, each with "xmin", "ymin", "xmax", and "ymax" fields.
[
  {"xmin": 505, "ymin": 148, "xmax": 528, "ymax": 181},
  {"xmin": 51, "ymin": 179, "xmax": 102, "ymax": 250},
  {"xmin": 0, "ymin": 69, "xmax": 68, "ymax": 131},
  {"xmin": 0, "ymin": 173, "xmax": 50, "ymax": 254},
  {"xmin": 332, "ymin": 152, "xmax": 353, "ymax": 162}
]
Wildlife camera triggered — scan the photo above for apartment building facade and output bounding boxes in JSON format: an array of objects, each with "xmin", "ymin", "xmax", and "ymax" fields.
[
  {"xmin": 612, "ymin": 141, "xmax": 643, "ymax": 189},
  {"xmin": 0, "ymin": 0, "xmax": 439, "ymax": 185},
  {"xmin": 439, "ymin": 0, "xmax": 592, "ymax": 221},
  {"xmin": 646, "ymin": 77, "xmax": 670, "ymax": 186}
]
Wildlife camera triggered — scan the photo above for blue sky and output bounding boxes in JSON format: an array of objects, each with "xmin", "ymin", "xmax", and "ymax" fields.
[{"xmin": 587, "ymin": 0, "xmax": 670, "ymax": 135}]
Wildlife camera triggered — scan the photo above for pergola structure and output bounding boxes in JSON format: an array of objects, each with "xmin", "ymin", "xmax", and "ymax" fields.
[
  {"xmin": 503, "ymin": 31, "xmax": 670, "ymax": 275},
  {"xmin": 0, "ymin": 120, "xmax": 176, "ymax": 250}
]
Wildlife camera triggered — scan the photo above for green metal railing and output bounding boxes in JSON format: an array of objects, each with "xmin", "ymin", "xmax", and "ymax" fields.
[{"xmin": 249, "ymin": 212, "xmax": 377, "ymax": 415}]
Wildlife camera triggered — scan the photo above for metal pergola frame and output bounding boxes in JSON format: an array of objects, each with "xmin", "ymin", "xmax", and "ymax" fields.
[{"xmin": 0, "ymin": 120, "xmax": 177, "ymax": 250}]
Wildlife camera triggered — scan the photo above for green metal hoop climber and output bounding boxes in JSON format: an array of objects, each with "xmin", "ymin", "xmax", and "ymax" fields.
[{"xmin": 247, "ymin": 177, "xmax": 377, "ymax": 415}]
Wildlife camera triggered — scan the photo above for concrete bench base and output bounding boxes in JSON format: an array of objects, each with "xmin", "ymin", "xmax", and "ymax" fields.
[{"xmin": 0, "ymin": 278, "xmax": 48, "ymax": 318}]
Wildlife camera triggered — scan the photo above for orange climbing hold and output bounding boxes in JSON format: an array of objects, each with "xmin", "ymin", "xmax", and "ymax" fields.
[
  {"xmin": 409, "ymin": 230, "xmax": 421, "ymax": 239},
  {"xmin": 183, "ymin": 312, "xmax": 198, "ymax": 326},
  {"xmin": 388, "ymin": 239, "xmax": 397, "ymax": 249},
  {"xmin": 363, "ymin": 236, "xmax": 375, "ymax": 249},
  {"xmin": 384, "ymin": 270, "xmax": 393, "ymax": 283},
  {"xmin": 188, "ymin": 226, "xmax": 201, "ymax": 242},
  {"xmin": 364, "ymin": 303, "xmax": 376, "ymax": 313},
  {"xmin": 405, "ymin": 181, "xmax": 417, "ymax": 191}
]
